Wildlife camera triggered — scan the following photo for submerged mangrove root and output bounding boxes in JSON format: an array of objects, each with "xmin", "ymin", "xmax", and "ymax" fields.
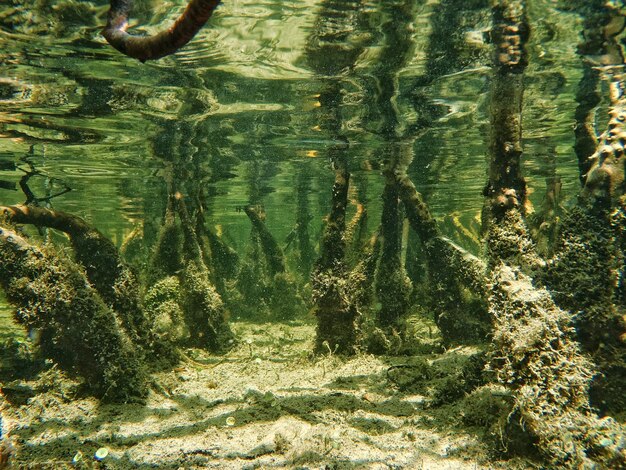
[
  {"xmin": 541, "ymin": 204, "xmax": 626, "ymax": 412},
  {"xmin": 425, "ymin": 236, "xmax": 490, "ymax": 344},
  {"xmin": 198, "ymin": 218, "xmax": 239, "ymax": 285},
  {"xmin": 530, "ymin": 174, "xmax": 562, "ymax": 258},
  {"xmin": 488, "ymin": 264, "xmax": 625, "ymax": 468},
  {"xmin": 574, "ymin": 1, "xmax": 624, "ymax": 183},
  {"xmin": 483, "ymin": 0, "xmax": 529, "ymax": 218},
  {"xmin": 243, "ymin": 205, "xmax": 286, "ymax": 277},
  {"xmin": 147, "ymin": 203, "xmax": 183, "ymax": 284},
  {"xmin": 479, "ymin": 2, "xmax": 625, "ymax": 463},
  {"xmin": 144, "ymin": 276, "xmax": 188, "ymax": 345},
  {"xmin": 366, "ymin": 0, "xmax": 420, "ymax": 337},
  {"xmin": 0, "ymin": 227, "xmax": 149, "ymax": 402},
  {"xmin": 312, "ymin": 153, "xmax": 360, "ymax": 355},
  {"xmin": 233, "ymin": 205, "xmax": 302, "ymax": 321},
  {"xmin": 344, "ymin": 200, "xmax": 367, "ymax": 266},
  {"xmin": 482, "ymin": 0, "xmax": 545, "ymax": 273},
  {"xmin": 349, "ymin": 232, "xmax": 380, "ymax": 314},
  {"xmin": 393, "ymin": 169, "xmax": 490, "ymax": 343},
  {"xmin": 574, "ymin": 64, "xmax": 601, "ymax": 182},
  {"xmin": 144, "ymin": 194, "xmax": 234, "ymax": 352},
  {"xmin": 179, "ymin": 260, "xmax": 234, "ymax": 351},
  {"xmin": 0, "ymin": 204, "xmax": 151, "ymax": 348},
  {"xmin": 485, "ymin": 209, "xmax": 544, "ymax": 273},
  {"xmin": 394, "ymin": 171, "xmax": 438, "ymax": 243},
  {"xmin": 176, "ymin": 196, "xmax": 235, "ymax": 351},
  {"xmin": 292, "ymin": 166, "xmax": 316, "ymax": 277},
  {"xmin": 232, "ymin": 233, "xmax": 270, "ymax": 319},
  {"xmin": 311, "ymin": 266, "xmax": 360, "ymax": 355},
  {"xmin": 550, "ymin": 4, "xmax": 626, "ymax": 414},
  {"xmin": 542, "ymin": 5, "xmax": 626, "ymax": 413},
  {"xmin": 375, "ymin": 179, "xmax": 412, "ymax": 329},
  {"xmin": 102, "ymin": 0, "xmax": 221, "ymax": 62}
]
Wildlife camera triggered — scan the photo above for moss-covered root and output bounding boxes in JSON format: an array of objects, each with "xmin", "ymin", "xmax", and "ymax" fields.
[
  {"xmin": 0, "ymin": 227, "xmax": 149, "ymax": 403},
  {"xmin": 583, "ymin": 76, "xmax": 626, "ymax": 207},
  {"xmin": 426, "ymin": 236, "xmax": 490, "ymax": 344},
  {"xmin": 484, "ymin": 0, "xmax": 529, "ymax": 216},
  {"xmin": 576, "ymin": 1, "xmax": 626, "ymax": 200},
  {"xmin": 541, "ymin": 205, "xmax": 626, "ymax": 412},
  {"xmin": 394, "ymin": 169, "xmax": 490, "ymax": 344},
  {"xmin": 0, "ymin": 204, "xmax": 150, "ymax": 347},
  {"xmin": 147, "ymin": 205, "xmax": 182, "ymax": 284},
  {"xmin": 311, "ymin": 267, "xmax": 360, "ymax": 355},
  {"xmin": 243, "ymin": 205, "xmax": 286, "ymax": 277},
  {"xmin": 394, "ymin": 171, "xmax": 438, "ymax": 242},
  {"xmin": 488, "ymin": 264, "xmax": 626, "ymax": 468},
  {"xmin": 375, "ymin": 181, "xmax": 412, "ymax": 329},
  {"xmin": 543, "ymin": 206, "xmax": 619, "ymax": 350},
  {"xmin": 312, "ymin": 154, "xmax": 357, "ymax": 354},
  {"xmin": 486, "ymin": 210, "xmax": 544, "ymax": 273},
  {"xmin": 176, "ymin": 196, "xmax": 235, "ymax": 352},
  {"xmin": 180, "ymin": 260, "xmax": 235, "ymax": 352},
  {"xmin": 200, "ymin": 222, "xmax": 239, "ymax": 281},
  {"xmin": 143, "ymin": 276, "xmax": 187, "ymax": 343}
]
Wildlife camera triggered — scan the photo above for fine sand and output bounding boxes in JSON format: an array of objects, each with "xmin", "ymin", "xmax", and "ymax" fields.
[{"xmin": 1, "ymin": 321, "xmax": 534, "ymax": 469}]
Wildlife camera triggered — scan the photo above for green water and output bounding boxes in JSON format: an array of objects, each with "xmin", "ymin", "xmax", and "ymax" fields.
[
  {"xmin": 2, "ymin": 1, "xmax": 626, "ymax": 468},
  {"xmin": 0, "ymin": 0, "xmax": 586, "ymax": 248},
  {"xmin": 0, "ymin": 0, "xmax": 598, "ymax": 341},
  {"xmin": 0, "ymin": 0, "xmax": 615, "ymax": 332}
]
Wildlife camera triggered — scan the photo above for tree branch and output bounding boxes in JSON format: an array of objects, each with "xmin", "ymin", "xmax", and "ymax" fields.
[{"xmin": 102, "ymin": 0, "xmax": 222, "ymax": 62}]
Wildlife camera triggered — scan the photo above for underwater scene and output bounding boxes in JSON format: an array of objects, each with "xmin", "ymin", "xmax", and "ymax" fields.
[{"xmin": 0, "ymin": 0, "xmax": 626, "ymax": 468}]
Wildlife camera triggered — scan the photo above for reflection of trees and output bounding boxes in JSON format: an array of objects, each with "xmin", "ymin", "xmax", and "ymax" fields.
[{"xmin": 408, "ymin": 0, "xmax": 490, "ymax": 199}]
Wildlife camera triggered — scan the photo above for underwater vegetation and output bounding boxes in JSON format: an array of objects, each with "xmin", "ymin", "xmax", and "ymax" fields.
[{"xmin": 0, "ymin": 0, "xmax": 626, "ymax": 468}]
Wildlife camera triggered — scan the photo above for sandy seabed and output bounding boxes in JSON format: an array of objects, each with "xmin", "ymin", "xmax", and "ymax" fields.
[{"xmin": 1, "ymin": 322, "xmax": 534, "ymax": 469}]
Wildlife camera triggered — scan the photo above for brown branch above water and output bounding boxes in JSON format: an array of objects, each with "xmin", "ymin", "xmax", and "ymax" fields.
[{"xmin": 102, "ymin": 0, "xmax": 222, "ymax": 62}]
